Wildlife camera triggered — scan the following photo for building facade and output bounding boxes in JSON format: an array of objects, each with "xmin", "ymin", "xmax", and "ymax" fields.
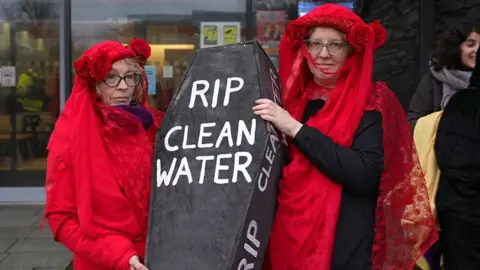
[{"xmin": 1, "ymin": 0, "xmax": 478, "ymax": 203}]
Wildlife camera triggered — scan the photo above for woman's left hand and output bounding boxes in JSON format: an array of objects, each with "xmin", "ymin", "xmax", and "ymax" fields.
[
  {"xmin": 129, "ymin": 255, "xmax": 149, "ymax": 270},
  {"xmin": 253, "ymin": 98, "xmax": 302, "ymax": 138}
]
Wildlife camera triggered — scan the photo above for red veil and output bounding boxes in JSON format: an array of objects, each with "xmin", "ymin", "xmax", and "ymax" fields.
[
  {"xmin": 43, "ymin": 39, "xmax": 164, "ymax": 237},
  {"xmin": 264, "ymin": 4, "xmax": 438, "ymax": 269}
]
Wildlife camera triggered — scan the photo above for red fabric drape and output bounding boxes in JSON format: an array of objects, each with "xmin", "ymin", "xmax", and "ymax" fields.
[
  {"xmin": 264, "ymin": 4, "xmax": 438, "ymax": 269},
  {"xmin": 43, "ymin": 39, "xmax": 164, "ymax": 238}
]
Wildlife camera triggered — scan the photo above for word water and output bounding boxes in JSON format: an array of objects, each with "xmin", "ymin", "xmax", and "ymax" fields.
[{"xmin": 156, "ymin": 119, "xmax": 257, "ymax": 187}]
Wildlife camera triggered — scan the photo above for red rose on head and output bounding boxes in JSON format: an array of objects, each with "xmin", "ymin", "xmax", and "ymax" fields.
[
  {"xmin": 285, "ymin": 25, "xmax": 308, "ymax": 48},
  {"xmin": 347, "ymin": 23, "xmax": 373, "ymax": 52},
  {"xmin": 74, "ymin": 56, "xmax": 90, "ymax": 80},
  {"xmin": 89, "ymin": 49, "xmax": 112, "ymax": 81},
  {"xmin": 292, "ymin": 26, "xmax": 308, "ymax": 40},
  {"xmin": 129, "ymin": 37, "xmax": 151, "ymax": 63},
  {"xmin": 370, "ymin": 20, "xmax": 388, "ymax": 49}
]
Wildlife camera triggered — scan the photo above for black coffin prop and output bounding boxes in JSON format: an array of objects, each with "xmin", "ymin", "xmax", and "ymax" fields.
[{"xmin": 145, "ymin": 41, "xmax": 288, "ymax": 270}]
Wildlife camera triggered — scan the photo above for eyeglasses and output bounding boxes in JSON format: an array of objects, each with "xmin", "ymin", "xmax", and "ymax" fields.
[
  {"xmin": 305, "ymin": 39, "xmax": 348, "ymax": 56},
  {"xmin": 103, "ymin": 73, "xmax": 142, "ymax": 87}
]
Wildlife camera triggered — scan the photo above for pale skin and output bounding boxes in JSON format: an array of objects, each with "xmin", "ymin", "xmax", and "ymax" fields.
[
  {"xmin": 253, "ymin": 27, "xmax": 349, "ymax": 137},
  {"xmin": 96, "ymin": 59, "xmax": 142, "ymax": 106},
  {"xmin": 129, "ymin": 255, "xmax": 148, "ymax": 270},
  {"xmin": 460, "ymin": 31, "xmax": 480, "ymax": 69}
]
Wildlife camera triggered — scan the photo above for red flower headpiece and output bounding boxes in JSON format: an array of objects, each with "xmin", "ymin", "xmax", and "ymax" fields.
[
  {"xmin": 370, "ymin": 20, "xmax": 388, "ymax": 48},
  {"xmin": 74, "ymin": 49, "xmax": 112, "ymax": 82},
  {"xmin": 128, "ymin": 37, "xmax": 151, "ymax": 64},
  {"xmin": 73, "ymin": 37, "xmax": 151, "ymax": 82},
  {"xmin": 346, "ymin": 20, "xmax": 388, "ymax": 52},
  {"xmin": 283, "ymin": 14, "xmax": 388, "ymax": 53}
]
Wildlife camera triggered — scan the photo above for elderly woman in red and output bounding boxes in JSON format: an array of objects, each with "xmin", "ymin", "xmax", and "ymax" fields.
[
  {"xmin": 253, "ymin": 4, "xmax": 438, "ymax": 270},
  {"xmin": 42, "ymin": 38, "xmax": 164, "ymax": 270}
]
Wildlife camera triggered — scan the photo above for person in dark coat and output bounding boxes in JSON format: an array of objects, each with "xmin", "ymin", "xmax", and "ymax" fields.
[
  {"xmin": 408, "ymin": 20, "xmax": 479, "ymax": 128},
  {"xmin": 434, "ymin": 48, "xmax": 480, "ymax": 270}
]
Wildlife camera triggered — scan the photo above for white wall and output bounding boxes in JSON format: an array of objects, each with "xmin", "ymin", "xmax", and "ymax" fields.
[{"xmin": 0, "ymin": 188, "xmax": 46, "ymax": 204}]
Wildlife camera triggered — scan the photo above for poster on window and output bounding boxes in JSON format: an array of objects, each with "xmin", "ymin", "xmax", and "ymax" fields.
[
  {"xmin": 223, "ymin": 24, "xmax": 240, "ymax": 45},
  {"xmin": 256, "ymin": 10, "xmax": 286, "ymax": 51},
  {"xmin": 144, "ymin": 65, "xmax": 157, "ymax": 95},
  {"xmin": 1, "ymin": 66, "xmax": 16, "ymax": 87},
  {"xmin": 200, "ymin": 22, "xmax": 241, "ymax": 48},
  {"xmin": 200, "ymin": 23, "xmax": 219, "ymax": 48}
]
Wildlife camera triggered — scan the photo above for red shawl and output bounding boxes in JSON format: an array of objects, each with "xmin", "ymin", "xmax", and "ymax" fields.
[
  {"xmin": 43, "ymin": 39, "xmax": 164, "ymax": 238},
  {"xmin": 264, "ymin": 4, "xmax": 438, "ymax": 269}
]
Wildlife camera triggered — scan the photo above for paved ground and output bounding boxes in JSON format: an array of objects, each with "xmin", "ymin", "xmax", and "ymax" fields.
[{"xmin": 0, "ymin": 204, "xmax": 72, "ymax": 270}]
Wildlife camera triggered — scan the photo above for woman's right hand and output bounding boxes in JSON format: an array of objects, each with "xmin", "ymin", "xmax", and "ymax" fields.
[{"xmin": 129, "ymin": 255, "xmax": 149, "ymax": 270}]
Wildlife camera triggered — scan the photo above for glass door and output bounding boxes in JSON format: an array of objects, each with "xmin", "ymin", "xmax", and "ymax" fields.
[{"xmin": 0, "ymin": 0, "xmax": 60, "ymax": 187}]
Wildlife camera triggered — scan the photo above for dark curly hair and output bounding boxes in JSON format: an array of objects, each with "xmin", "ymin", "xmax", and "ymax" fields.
[{"xmin": 430, "ymin": 20, "xmax": 480, "ymax": 71}]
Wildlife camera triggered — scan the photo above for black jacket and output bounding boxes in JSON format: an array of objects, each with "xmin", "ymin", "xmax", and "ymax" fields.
[{"xmin": 407, "ymin": 71, "xmax": 443, "ymax": 129}]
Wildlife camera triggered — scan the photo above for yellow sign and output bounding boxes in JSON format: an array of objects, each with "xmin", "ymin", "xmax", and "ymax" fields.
[
  {"xmin": 223, "ymin": 25, "xmax": 238, "ymax": 45},
  {"xmin": 203, "ymin": 25, "xmax": 218, "ymax": 46}
]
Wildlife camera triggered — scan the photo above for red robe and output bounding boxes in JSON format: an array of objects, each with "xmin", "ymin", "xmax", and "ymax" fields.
[
  {"xmin": 44, "ymin": 110, "xmax": 160, "ymax": 270},
  {"xmin": 42, "ymin": 39, "xmax": 164, "ymax": 270},
  {"xmin": 263, "ymin": 4, "xmax": 438, "ymax": 269}
]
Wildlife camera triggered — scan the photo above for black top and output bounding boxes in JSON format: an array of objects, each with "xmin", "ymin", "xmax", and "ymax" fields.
[
  {"xmin": 435, "ymin": 89, "xmax": 480, "ymax": 225},
  {"xmin": 292, "ymin": 99, "xmax": 384, "ymax": 270},
  {"xmin": 407, "ymin": 71, "xmax": 443, "ymax": 129}
]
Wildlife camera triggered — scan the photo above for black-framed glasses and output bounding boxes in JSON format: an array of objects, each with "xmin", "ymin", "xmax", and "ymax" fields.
[
  {"xmin": 103, "ymin": 73, "xmax": 142, "ymax": 87},
  {"xmin": 305, "ymin": 39, "xmax": 348, "ymax": 56}
]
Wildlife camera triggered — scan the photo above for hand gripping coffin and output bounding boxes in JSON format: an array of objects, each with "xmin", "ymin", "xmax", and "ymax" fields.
[{"xmin": 145, "ymin": 41, "xmax": 288, "ymax": 270}]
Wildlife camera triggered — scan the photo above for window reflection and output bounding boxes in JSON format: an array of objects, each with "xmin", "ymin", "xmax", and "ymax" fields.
[
  {"xmin": 0, "ymin": 0, "xmax": 60, "ymax": 172},
  {"xmin": 0, "ymin": 0, "xmax": 356, "ymax": 174},
  {"xmin": 72, "ymin": 0, "xmax": 247, "ymax": 112}
]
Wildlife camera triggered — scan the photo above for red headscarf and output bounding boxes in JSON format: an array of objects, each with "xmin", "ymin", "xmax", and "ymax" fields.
[
  {"xmin": 44, "ymin": 38, "xmax": 164, "ymax": 237},
  {"xmin": 264, "ymin": 4, "xmax": 437, "ymax": 269}
]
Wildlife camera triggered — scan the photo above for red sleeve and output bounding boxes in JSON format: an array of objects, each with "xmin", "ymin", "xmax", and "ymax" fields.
[{"xmin": 45, "ymin": 155, "xmax": 138, "ymax": 270}]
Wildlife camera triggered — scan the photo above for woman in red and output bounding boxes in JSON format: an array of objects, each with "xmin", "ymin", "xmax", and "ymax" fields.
[
  {"xmin": 253, "ymin": 4, "xmax": 438, "ymax": 269},
  {"xmin": 42, "ymin": 38, "xmax": 164, "ymax": 270}
]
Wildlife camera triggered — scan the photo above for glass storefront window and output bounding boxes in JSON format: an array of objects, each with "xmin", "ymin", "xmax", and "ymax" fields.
[
  {"xmin": 0, "ymin": 0, "xmax": 60, "ymax": 175},
  {"xmin": 0, "ymin": 0, "xmax": 359, "ymax": 187},
  {"xmin": 72, "ymin": 0, "xmax": 247, "ymax": 111}
]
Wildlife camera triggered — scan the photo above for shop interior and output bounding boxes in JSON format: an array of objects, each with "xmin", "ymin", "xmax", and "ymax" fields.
[
  {"xmin": 0, "ymin": 21, "xmax": 57, "ymax": 172},
  {"xmin": 0, "ymin": 18, "xmax": 245, "ymax": 172}
]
